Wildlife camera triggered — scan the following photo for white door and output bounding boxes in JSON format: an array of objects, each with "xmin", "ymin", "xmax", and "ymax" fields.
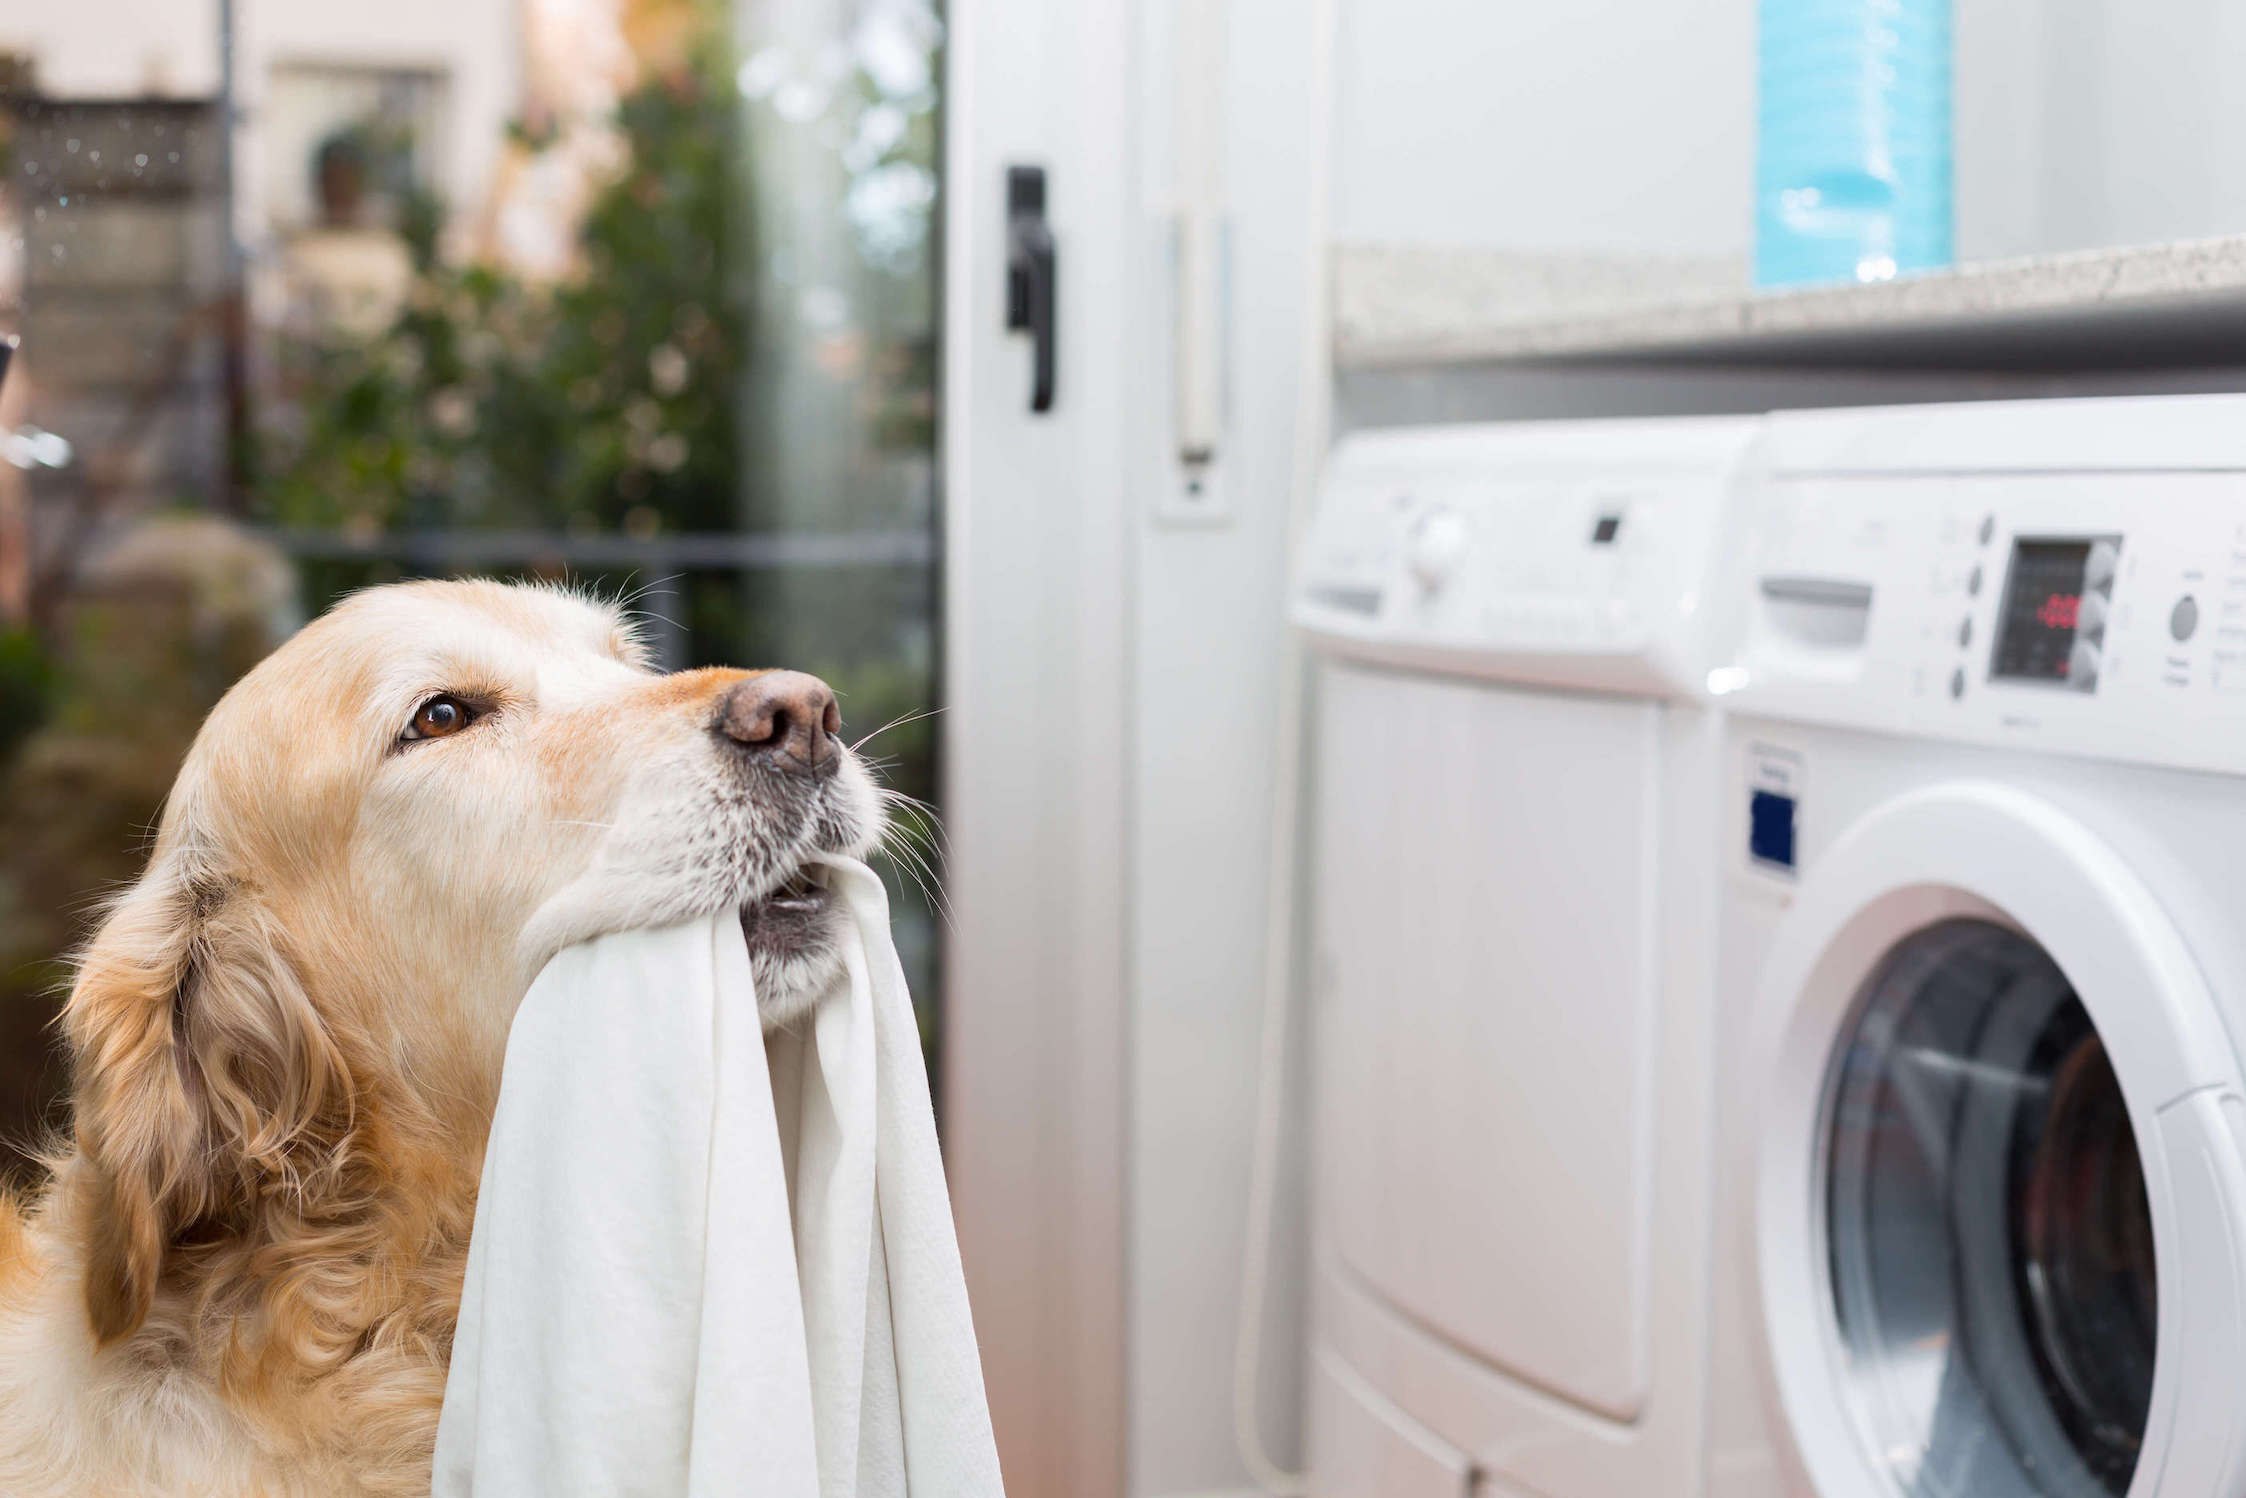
[
  {"xmin": 1751, "ymin": 782, "xmax": 2246, "ymax": 1498},
  {"xmin": 1313, "ymin": 662, "xmax": 1664, "ymax": 1421},
  {"xmin": 941, "ymin": 2, "xmax": 1136, "ymax": 1495},
  {"xmin": 944, "ymin": 1, "xmax": 1332, "ymax": 1493}
]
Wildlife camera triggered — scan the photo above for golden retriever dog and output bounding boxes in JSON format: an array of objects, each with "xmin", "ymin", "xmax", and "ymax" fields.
[{"xmin": 0, "ymin": 579, "xmax": 886, "ymax": 1496}]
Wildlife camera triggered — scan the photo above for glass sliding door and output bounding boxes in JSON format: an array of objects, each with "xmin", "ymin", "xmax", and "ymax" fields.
[
  {"xmin": 0, "ymin": 0, "xmax": 945, "ymax": 1180},
  {"xmin": 733, "ymin": 0, "xmax": 946, "ymax": 1045}
]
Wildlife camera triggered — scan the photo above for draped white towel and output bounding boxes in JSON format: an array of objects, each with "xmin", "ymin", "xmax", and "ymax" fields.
[{"xmin": 431, "ymin": 856, "xmax": 1004, "ymax": 1498}]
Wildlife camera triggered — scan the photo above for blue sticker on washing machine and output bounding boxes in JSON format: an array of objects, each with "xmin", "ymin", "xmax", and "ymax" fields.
[{"xmin": 1748, "ymin": 743, "xmax": 1804, "ymax": 874}]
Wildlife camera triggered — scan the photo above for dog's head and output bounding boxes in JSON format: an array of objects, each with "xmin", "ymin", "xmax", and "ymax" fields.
[{"xmin": 57, "ymin": 579, "xmax": 883, "ymax": 1345}]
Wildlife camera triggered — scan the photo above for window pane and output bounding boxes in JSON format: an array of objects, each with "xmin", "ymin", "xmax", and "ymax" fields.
[{"xmin": 0, "ymin": 0, "xmax": 945, "ymax": 1179}]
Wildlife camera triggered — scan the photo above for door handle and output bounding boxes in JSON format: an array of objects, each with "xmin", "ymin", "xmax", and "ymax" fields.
[{"xmin": 1005, "ymin": 165, "xmax": 1056, "ymax": 414}]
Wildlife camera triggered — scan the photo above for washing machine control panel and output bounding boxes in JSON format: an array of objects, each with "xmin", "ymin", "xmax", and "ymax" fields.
[
  {"xmin": 1295, "ymin": 417, "xmax": 1763, "ymax": 698},
  {"xmin": 1727, "ymin": 396, "xmax": 2246, "ymax": 774}
]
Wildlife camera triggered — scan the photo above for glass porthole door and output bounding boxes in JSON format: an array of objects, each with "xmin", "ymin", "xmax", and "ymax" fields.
[
  {"xmin": 1824, "ymin": 919, "xmax": 2154, "ymax": 1498},
  {"xmin": 1750, "ymin": 783, "xmax": 2246, "ymax": 1498}
]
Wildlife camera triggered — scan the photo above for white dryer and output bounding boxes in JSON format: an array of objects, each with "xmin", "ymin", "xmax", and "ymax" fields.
[
  {"xmin": 1705, "ymin": 395, "xmax": 2246, "ymax": 1498},
  {"xmin": 1294, "ymin": 416, "xmax": 1761, "ymax": 1498}
]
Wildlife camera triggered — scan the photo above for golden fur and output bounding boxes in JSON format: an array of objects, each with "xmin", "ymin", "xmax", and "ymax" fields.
[{"xmin": 0, "ymin": 580, "xmax": 881, "ymax": 1496}]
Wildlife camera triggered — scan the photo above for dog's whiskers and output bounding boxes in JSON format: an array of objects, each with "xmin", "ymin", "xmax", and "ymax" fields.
[
  {"xmin": 869, "ymin": 792, "xmax": 951, "ymax": 930},
  {"xmin": 848, "ymin": 706, "xmax": 946, "ymax": 755}
]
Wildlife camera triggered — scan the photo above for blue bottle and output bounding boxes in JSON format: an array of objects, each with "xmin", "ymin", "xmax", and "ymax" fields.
[{"xmin": 1756, "ymin": 0, "xmax": 1953, "ymax": 287}]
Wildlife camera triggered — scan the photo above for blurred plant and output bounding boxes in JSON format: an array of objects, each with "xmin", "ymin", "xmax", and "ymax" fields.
[
  {"xmin": 255, "ymin": 5, "xmax": 744, "ymax": 538},
  {"xmin": 315, "ymin": 116, "xmax": 427, "ymax": 234},
  {"xmin": 0, "ymin": 627, "xmax": 52, "ymax": 766},
  {"xmin": 0, "ymin": 517, "xmax": 296, "ymax": 1179},
  {"xmin": 735, "ymin": 0, "xmax": 943, "ymax": 482}
]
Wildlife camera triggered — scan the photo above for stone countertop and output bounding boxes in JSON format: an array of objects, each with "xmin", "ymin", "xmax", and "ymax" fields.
[{"xmin": 1334, "ymin": 238, "xmax": 2246, "ymax": 372}]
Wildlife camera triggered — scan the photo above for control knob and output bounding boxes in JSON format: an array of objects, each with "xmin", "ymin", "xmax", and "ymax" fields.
[{"xmin": 1407, "ymin": 506, "xmax": 1470, "ymax": 592}]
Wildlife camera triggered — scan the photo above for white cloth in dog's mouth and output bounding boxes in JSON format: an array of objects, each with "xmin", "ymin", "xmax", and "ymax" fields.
[{"xmin": 431, "ymin": 855, "xmax": 1004, "ymax": 1498}]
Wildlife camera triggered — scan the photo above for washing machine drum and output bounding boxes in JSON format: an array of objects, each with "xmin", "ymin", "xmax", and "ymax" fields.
[{"xmin": 1823, "ymin": 919, "xmax": 2155, "ymax": 1498}]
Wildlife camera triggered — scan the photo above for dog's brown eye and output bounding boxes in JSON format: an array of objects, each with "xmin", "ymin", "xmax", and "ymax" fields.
[{"xmin": 403, "ymin": 695, "xmax": 475, "ymax": 742}]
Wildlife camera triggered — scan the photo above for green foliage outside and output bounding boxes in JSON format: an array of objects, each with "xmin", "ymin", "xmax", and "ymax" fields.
[
  {"xmin": 255, "ymin": 26, "xmax": 744, "ymax": 539},
  {"xmin": 0, "ymin": 1, "xmax": 951, "ymax": 1166}
]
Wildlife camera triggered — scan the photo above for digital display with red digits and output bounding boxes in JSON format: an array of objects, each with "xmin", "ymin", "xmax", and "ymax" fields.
[
  {"xmin": 1992, "ymin": 538, "xmax": 2113, "ymax": 685},
  {"xmin": 2035, "ymin": 592, "xmax": 2081, "ymax": 631}
]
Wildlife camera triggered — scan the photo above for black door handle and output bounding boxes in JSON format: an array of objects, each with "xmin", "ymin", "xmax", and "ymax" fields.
[{"xmin": 1005, "ymin": 165, "xmax": 1056, "ymax": 414}]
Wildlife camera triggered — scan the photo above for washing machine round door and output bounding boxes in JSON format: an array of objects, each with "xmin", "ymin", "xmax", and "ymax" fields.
[{"xmin": 1753, "ymin": 783, "xmax": 2246, "ymax": 1498}]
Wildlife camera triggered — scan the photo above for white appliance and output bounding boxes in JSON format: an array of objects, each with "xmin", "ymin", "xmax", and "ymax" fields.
[
  {"xmin": 1294, "ymin": 416, "xmax": 1761, "ymax": 1498},
  {"xmin": 1704, "ymin": 395, "xmax": 2246, "ymax": 1498}
]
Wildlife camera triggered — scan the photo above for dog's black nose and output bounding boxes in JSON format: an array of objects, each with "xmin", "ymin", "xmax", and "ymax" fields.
[{"xmin": 718, "ymin": 671, "xmax": 841, "ymax": 774}]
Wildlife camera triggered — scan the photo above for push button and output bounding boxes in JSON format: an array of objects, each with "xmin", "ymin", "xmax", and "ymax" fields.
[
  {"xmin": 2085, "ymin": 538, "xmax": 2122, "ymax": 592},
  {"xmin": 1749, "ymin": 790, "xmax": 1796, "ymax": 870},
  {"xmin": 2068, "ymin": 639, "xmax": 2102, "ymax": 691},
  {"xmin": 2173, "ymin": 594, "xmax": 2201, "ymax": 642}
]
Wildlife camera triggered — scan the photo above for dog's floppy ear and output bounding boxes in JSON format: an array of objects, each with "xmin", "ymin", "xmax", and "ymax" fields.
[{"xmin": 63, "ymin": 849, "xmax": 352, "ymax": 1345}]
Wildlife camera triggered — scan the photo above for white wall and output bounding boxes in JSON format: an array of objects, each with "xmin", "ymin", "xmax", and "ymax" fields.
[
  {"xmin": 1327, "ymin": 0, "xmax": 2246, "ymax": 267},
  {"xmin": 1124, "ymin": 1, "xmax": 1323, "ymax": 1494},
  {"xmin": 1330, "ymin": 0, "xmax": 1754, "ymax": 259},
  {"xmin": 1957, "ymin": 0, "xmax": 2246, "ymax": 259}
]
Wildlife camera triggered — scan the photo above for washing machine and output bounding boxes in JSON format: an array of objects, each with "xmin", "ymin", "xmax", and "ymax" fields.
[
  {"xmin": 1294, "ymin": 415, "xmax": 1762, "ymax": 1498},
  {"xmin": 1704, "ymin": 394, "xmax": 2246, "ymax": 1498}
]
